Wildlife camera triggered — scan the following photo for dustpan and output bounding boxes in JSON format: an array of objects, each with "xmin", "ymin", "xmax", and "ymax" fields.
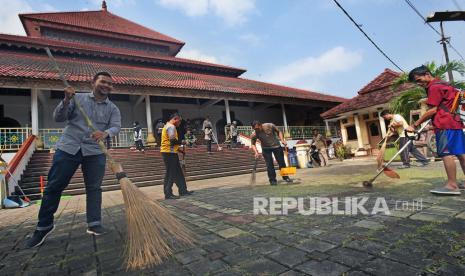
[{"xmin": 280, "ymin": 147, "xmax": 296, "ymax": 176}]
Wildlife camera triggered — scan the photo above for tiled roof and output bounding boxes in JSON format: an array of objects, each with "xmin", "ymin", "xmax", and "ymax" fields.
[
  {"xmin": 0, "ymin": 33, "xmax": 246, "ymax": 76},
  {"xmin": 321, "ymin": 69, "xmax": 413, "ymax": 119},
  {"xmin": 0, "ymin": 50, "xmax": 346, "ymax": 103},
  {"xmin": 19, "ymin": 10, "xmax": 183, "ymax": 45},
  {"xmin": 357, "ymin": 68, "xmax": 401, "ymax": 95}
]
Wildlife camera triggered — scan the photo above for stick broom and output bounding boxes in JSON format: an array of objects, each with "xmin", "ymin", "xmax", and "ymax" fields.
[{"xmin": 45, "ymin": 48, "xmax": 194, "ymax": 270}]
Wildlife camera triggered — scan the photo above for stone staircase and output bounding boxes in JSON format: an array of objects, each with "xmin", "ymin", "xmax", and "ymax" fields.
[{"xmin": 18, "ymin": 146, "xmax": 268, "ymax": 200}]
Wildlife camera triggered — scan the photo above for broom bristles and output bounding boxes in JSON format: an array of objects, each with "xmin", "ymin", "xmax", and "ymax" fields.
[{"xmin": 120, "ymin": 177, "xmax": 194, "ymax": 270}]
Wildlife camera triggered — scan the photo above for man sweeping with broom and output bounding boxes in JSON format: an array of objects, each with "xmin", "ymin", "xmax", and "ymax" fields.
[
  {"xmin": 251, "ymin": 120, "xmax": 293, "ymax": 185},
  {"xmin": 26, "ymin": 72, "xmax": 121, "ymax": 248},
  {"xmin": 161, "ymin": 113, "xmax": 194, "ymax": 199}
]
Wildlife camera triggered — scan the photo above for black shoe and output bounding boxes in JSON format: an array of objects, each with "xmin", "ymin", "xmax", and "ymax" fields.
[
  {"xmin": 86, "ymin": 225, "xmax": 107, "ymax": 236},
  {"xmin": 26, "ymin": 225, "xmax": 55, "ymax": 248},
  {"xmin": 165, "ymin": 195, "xmax": 180, "ymax": 200},
  {"xmin": 270, "ymin": 180, "xmax": 278, "ymax": 186},
  {"xmin": 180, "ymin": 190, "xmax": 194, "ymax": 196},
  {"xmin": 283, "ymin": 177, "xmax": 294, "ymax": 183}
]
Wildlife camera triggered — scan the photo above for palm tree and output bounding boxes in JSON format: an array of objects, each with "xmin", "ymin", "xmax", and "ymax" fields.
[{"xmin": 390, "ymin": 61, "xmax": 465, "ymax": 119}]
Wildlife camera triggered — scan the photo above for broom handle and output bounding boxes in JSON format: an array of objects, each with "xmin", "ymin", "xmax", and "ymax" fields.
[{"xmin": 45, "ymin": 48, "xmax": 118, "ymax": 168}]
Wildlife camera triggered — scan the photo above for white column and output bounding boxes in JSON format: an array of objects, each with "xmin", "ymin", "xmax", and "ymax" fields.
[
  {"xmin": 31, "ymin": 88, "xmax": 44, "ymax": 149},
  {"xmin": 31, "ymin": 88, "xmax": 39, "ymax": 135},
  {"xmin": 224, "ymin": 99, "xmax": 231, "ymax": 124},
  {"xmin": 281, "ymin": 103, "xmax": 289, "ymax": 134},
  {"xmin": 378, "ymin": 111, "xmax": 387, "ymax": 138},
  {"xmin": 324, "ymin": 120, "xmax": 330, "ymax": 136},
  {"xmin": 145, "ymin": 95, "xmax": 155, "ymax": 144},
  {"xmin": 353, "ymin": 114, "xmax": 364, "ymax": 149}
]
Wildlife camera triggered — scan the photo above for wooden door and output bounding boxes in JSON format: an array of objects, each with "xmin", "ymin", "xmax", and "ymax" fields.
[{"xmin": 366, "ymin": 121, "xmax": 382, "ymax": 149}]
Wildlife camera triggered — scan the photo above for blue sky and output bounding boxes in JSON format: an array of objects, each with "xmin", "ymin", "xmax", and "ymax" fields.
[{"xmin": 1, "ymin": 0, "xmax": 464, "ymax": 98}]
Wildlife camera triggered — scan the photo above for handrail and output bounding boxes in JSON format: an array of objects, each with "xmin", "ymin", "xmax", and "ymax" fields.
[
  {"xmin": 5, "ymin": 135, "xmax": 36, "ymax": 181},
  {"xmin": 5, "ymin": 135, "xmax": 36, "ymax": 196}
]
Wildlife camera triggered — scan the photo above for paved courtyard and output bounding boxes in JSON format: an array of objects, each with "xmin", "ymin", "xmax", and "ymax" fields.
[{"xmin": 1, "ymin": 158, "xmax": 465, "ymax": 275}]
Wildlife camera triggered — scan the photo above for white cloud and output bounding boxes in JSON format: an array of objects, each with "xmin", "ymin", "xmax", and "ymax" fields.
[
  {"xmin": 156, "ymin": 0, "xmax": 255, "ymax": 26},
  {"xmin": 0, "ymin": 0, "xmax": 34, "ymax": 35},
  {"xmin": 265, "ymin": 47, "xmax": 363, "ymax": 87},
  {"xmin": 177, "ymin": 48, "xmax": 219, "ymax": 63},
  {"xmin": 210, "ymin": 0, "xmax": 255, "ymax": 26},
  {"xmin": 239, "ymin": 33, "xmax": 261, "ymax": 46}
]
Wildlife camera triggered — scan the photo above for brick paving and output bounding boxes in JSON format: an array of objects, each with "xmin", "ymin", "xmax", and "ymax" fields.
[{"xmin": 1, "ymin": 159, "xmax": 465, "ymax": 275}]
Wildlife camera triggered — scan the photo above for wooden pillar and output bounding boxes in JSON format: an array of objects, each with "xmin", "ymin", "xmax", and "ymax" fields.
[{"xmin": 145, "ymin": 95, "xmax": 156, "ymax": 145}]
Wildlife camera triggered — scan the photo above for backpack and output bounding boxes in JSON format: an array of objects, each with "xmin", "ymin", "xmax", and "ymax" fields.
[{"xmin": 433, "ymin": 81, "xmax": 465, "ymax": 123}]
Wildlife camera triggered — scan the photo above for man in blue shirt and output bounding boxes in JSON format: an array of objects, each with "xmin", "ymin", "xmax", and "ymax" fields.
[{"xmin": 26, "ymin": 72, "xmax": 121, "ymax": 248}]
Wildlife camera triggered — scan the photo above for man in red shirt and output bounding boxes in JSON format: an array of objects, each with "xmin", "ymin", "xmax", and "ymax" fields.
[{"xmin": 406, "ymin": 65, "xmax": 465, "ymax": 195}]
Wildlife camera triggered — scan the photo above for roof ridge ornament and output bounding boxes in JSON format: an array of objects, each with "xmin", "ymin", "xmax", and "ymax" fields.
[{"xmin": 102, "ymin": 0, "xmax": 107, "ymax": 11}]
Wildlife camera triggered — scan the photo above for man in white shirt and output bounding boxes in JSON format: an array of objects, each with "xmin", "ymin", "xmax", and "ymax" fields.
[{"xmin": 381, "ymin": 111, "xmax": 429, "ymax": 169}]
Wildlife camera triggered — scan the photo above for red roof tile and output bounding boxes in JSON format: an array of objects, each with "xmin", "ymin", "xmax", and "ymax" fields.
[
  {"xmin": 20, "ymin": 10, "xmax": 183, "ymax": 45},
  {"xmin": 0, "ymin": 50, "xmax": 345, "ymax": 103},
  {"xmin": 357, "ymin": 69, "xmax": 401, "ymax": 95},
  {"xmin": 321, "ymin": 69, "xmax": 413, "ymax": 119},
  {"xmin": 0, "ymin": 33, "xmax": 245, "ymax": 76}
]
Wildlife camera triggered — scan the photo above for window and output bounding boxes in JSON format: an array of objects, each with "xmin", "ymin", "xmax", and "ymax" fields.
[
  {"xmin": 362, "ymin": 114, "xmax": 369, "ymax": 120},
  {"xmin": 373, "ymin": 112, "xmax": 379, "ymax": 118},
  {"xmin": 346, "ymin": 125, "xmax": 357, "ymax": 140},
  {"xmin": 341, "ymin": 119, "xmax": 348, "ymax": 124}
]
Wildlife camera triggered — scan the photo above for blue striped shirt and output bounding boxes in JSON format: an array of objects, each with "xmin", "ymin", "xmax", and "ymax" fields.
[{"xmin": 53, "ymin": 92, "xmax": 121, "ymax": 156}]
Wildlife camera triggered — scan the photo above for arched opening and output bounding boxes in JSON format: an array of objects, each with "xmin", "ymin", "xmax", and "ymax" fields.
[{"xmin": 0, "ymin": 117, "xmax": 21, "ymax": 128}]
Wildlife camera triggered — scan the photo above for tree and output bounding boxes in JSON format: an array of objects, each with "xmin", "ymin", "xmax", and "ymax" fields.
[{"xmin": 390, "ymin": 61, "xmax": 465, "ymax": 120}]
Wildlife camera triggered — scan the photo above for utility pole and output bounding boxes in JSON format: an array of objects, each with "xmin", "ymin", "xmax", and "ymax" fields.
[
  {"xmin": 439, "ymin": 21, "xmax": 453, "ymax": 82},
  {"xmin": 427, "ymin": 11, "xmax": 465, "ymax": 83}
]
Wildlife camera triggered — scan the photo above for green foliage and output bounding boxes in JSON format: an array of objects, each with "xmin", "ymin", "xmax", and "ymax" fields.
[
  {"xmin": 390, "ymin": 60, "xmax": 465, "ymax": 119},
  {"xmin": 334, "ymin": 141, "xmax": 351, "ymax": 161}
]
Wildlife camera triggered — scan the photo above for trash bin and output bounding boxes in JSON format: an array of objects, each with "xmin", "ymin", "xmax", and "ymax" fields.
[
  {"xmin": 288, "ymin": 148, "xmax": 298, "ymax": 167},
  {"xmin": 295, "ymin": 144, "xmax": 311, "ymax": 169}
]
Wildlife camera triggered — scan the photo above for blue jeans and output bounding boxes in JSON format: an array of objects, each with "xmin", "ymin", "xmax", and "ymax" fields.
[{"xmin": 37, "ymin": 149, "xmax": 106, "ymax": 230}]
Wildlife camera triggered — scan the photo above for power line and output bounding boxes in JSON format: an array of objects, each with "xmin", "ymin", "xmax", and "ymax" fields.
[
  {"xmin": 452, "ymin": 0, "xmax": 462, "ymax": 10},
  {"xmin": 449, "ymin": 43, "xmax": 465, "ymax": 61},
  {"xmin": 404, "ymin": 0, "xmax": 441, "ymax": 36},
  {"xmin": 332, "ymin": 0, "xmax": 405, "ymax": 72},
  {"xmin": 404, "ymin": 0, "xmax": 465, "ymax": 62}
]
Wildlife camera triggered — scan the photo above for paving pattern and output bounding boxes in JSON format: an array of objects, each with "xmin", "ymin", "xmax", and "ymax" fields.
[{"xmin": 1, "ymin": 159, "xmax": 465, "ymax": 275}]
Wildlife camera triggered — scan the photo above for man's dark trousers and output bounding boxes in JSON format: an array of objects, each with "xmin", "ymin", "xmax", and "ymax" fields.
[
  {"xmin": 162, "ymin": 153, "xmax": 188, "ymax": 196},
  {"xmin": 37, "ymin": 149, "xmax": 106, "ymax": 230},
  {"xmin": 262, "ymin": 147, "xmax": 287, "ymax": 182},
  {"xmin": 399, "ymin": 137, "xmax": 429, "ymax": 166},
  {"xmin": 232, "ymin": 135, "xmax": 238, "ymax": 148}
]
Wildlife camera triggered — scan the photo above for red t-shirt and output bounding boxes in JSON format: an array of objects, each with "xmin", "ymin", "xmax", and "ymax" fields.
[{"xmin": 426, "ymin": 79, "xmax": 463, "ymax": 130}]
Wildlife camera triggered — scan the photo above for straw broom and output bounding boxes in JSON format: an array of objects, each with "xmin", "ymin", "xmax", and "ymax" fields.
[
  {"xmin": 376, "ymin": 128, "xmax": 392, "ymax": 169},
  {"xmin": 45, "ymin": 48, "xmax": 194, "ymax": 269}
]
